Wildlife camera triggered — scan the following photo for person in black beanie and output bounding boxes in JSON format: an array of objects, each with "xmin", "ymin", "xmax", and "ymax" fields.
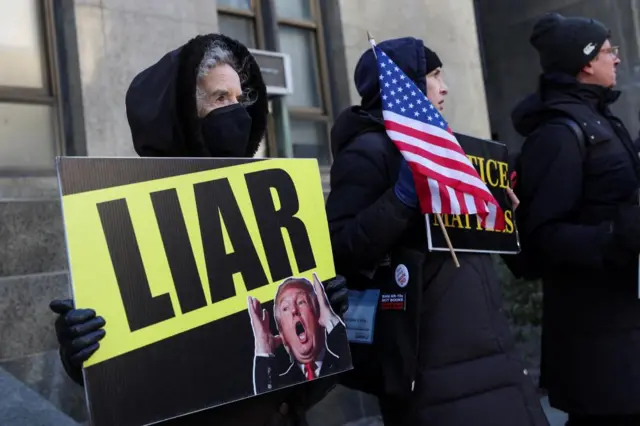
[
  {"xmin": 327, "ymin": 36, "xmax": 549, "ymax": 426},
  {"xmin": 530, "ymin": 13, "xmax": 615, "ymax": 84},
  {"xmin": 512, "ymin": 12, "xmax": 640, "ymax": 426}
]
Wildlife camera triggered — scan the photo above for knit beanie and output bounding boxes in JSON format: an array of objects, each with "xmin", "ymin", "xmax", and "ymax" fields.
[
  {"xmin": 424, "ymin": 46, "xmax": 442, "ymax": 74},
  {"xmin": 530, "ymin": 13, "xmax": 611, "ymax": 76}
]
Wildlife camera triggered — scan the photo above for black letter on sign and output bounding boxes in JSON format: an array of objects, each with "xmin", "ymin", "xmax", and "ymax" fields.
[
  {"xmin": 97, "ymin": 198, "xmax": 175, "ymax": 332},
  {"xmin": 245, "ymin": 168, "xmax": 316, "ymax": 282},
  {"xmin": 150, "ymin": 188, "xmax": 207, "ymax": 314},
  {"xmin": 194, "ymin": 178, "xmax": 268, "ymax": 303}
]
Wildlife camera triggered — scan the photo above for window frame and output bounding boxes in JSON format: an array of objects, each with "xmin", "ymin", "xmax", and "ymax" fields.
[
  {"xmin": 0, "ymin": 0, "xmax": 65, "ymax": 177},
  {"xmin": 218, "ymin": 1, "xmax": 276, "ymax": 155},
  {"xmin": 276, "ymin": 0, "xmax": 333, "ymax": 166},
  {"xmin": 216, "ymin": 0, "xmax": 334, "ymax": 166},
  {"xmin": 216, "ymin": 0, "xmax": 265, "ymax": 50}
]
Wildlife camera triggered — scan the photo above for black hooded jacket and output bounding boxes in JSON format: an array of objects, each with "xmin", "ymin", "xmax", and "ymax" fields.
[
  {"xmin": 512, "ymin": 73, "xmax": 640, "ymax": 414},
  {"xmin": 126, "ymin": 34, "xmax": 267, "ymax": 158},
  {"xmin": 326, "ymin": 37, "xmax": 547, "ymax": 426},
  {"xmin": 90, "ymin": 34, "xmax": 333, "ymax": 426},
  {"xmin": 327, "ymin": 37, "xmax": 428, "ymax": 278}
]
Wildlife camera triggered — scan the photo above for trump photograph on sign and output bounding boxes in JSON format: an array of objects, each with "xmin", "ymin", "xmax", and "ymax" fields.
[{"xmin": 247, "ymin": 273, "xmax": 351, "ymax": 394}]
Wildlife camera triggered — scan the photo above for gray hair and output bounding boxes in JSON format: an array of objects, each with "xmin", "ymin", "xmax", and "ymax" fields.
[{"xmin": 195, "ymin": 39, "xmax": 257, "ymax": 110}]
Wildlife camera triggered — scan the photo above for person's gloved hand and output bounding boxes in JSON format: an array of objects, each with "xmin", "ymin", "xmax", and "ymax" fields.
[
  {"xmin": 323, "ymin": 275, "xmax": 349, "ymax": 318},
  {"xmin": 394, "ymin": 159, "xmax": 418, "ymax": 209},
  {"xmin": 49, "ymin": 299, "xmax": 106, "ymax": 386},
  {"xmin": 506, "ymin": 187, "xmax": 520, "ymax": 211}
]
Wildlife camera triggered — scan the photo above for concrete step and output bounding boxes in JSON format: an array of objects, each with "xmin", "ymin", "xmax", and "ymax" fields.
[
  {"xmin": 0, "ymin": 200, "xmax": 68, "ymax": 278},
  {"xmin": 0, "ymin": 366, "xmax": 79, "ymax": 425},
  {"xmin": 1, "ymin": 349, "xmax": 88, "ymax": 424},
  {"xmin": 0, "ymin": 272, "xmax": 70, "ymax": 361}
]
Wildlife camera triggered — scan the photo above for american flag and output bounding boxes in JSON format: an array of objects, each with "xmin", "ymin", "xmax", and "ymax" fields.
[{"xmin": 374, "ymin": 46, "xmax": 504, "ymax": 231}]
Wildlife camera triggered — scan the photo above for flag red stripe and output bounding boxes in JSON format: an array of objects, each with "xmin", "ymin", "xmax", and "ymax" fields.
[
  {"xmin": 409, "ymin": 161, "xmax": 497, "ymax": 215},
  {"xmin": 385, "ymin": 119, "xmax": 467, "ymax": 157},
  {"xmin": 378, "ymin": 65, "xmax": 505, "ymax": 230},
  {"xmin": 393, "ymin": 139, "xmax": 482, "ymax": 182},
  {"xmin": 403, "ymin": 149, "xmax": 506, "ymax": 231},
  {"xmin": 471, "ymin": 197, "xmax": 481, "ymax": 216},
  {"xmin": 414, "ymin": 175, "xmax": 434, "ymax": 214},
  {"xmin": 407, "ymin": 157, "xmax": 495, "ymax": 204},
  {"xmin": 480, "ymin": 209, "xmax": 505, "ymax": 230},
  {"xmin": 386, "ymin": 119, "xmax": 496, "ymax": 203},
  {"xmin": 439, "ymin": 181, "xmax": 452, "ymax": 213},
  {"xmin": 459, "ymin": 191, "xmax": 470, "ymax": 215}
]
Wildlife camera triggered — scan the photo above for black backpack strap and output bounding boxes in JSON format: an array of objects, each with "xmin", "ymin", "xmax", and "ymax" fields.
[
  {"xmin": 517, "ymin": 116, "xmax": 588, "ymax": 167},
  {"xmin": 547, "ymin": 116, "xmax": 589, "ymax": 160},
  {"xmin": 506, "ymin": 116, "xmax": 589, "ymax": 280}
]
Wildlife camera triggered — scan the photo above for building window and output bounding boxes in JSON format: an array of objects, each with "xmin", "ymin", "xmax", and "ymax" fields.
[
  {"xmin": 217, "ymin": 0, "xmax": 259, "ymax": 49},
  {"xmin": 217, "ymin": 0, "xmax": 333, "ymax": 166},
  {"xmin": 276, "ymin": 0, "xmax": 332, "ymax": 166},
  {"xmin": 0, "ymin": 0, "xmax": 62, "ymax": 175}
]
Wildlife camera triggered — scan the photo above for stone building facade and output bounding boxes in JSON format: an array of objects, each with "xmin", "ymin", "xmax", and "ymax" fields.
[{"xmin": 0, "ymin": 0, "xmax": 504, "ymax": 424}]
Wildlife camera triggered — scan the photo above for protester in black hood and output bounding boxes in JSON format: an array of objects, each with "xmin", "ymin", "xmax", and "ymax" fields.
[
  {"xmin": 511, "ymin": 13, "xmax": 640, "ymax": 426},
  {"xmin": 126, "ymin": 34, "xmax": 267, "ymax": 158},
  {"xmin": 326, "ymin": 36, "xmax": 548, "ymax": 426},
  {"xmin": 48, "ymin": 33, "xmax": 349, "ymax": 426}
]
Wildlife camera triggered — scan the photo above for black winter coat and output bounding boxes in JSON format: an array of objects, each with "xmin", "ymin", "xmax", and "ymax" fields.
[
  {"xmin": 326, "ymin": 37, "xmax": 548, "ymax": 426},
  {"xmin": 76, "ymin": 33, "xmax": 334, "ymax": 426},
  {"xmin": 512, "ymin": 73, "xmax": 640, "ymax": 415}
]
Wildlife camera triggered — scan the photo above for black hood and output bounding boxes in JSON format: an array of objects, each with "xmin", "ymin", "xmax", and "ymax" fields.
[
  {"xmin": 330, "ymin": 107, "xmax": 385, "ymax": 157},
  {"xmin": 125, "ymin": 34, "xmax": 267, "ymax": 158},
  {"xmin": 331, "ymin": 37, "xmax": 429, "ymax": 157},
  {"xmin": 512, "ymin": 72, "xmax": 621, "ymax": 137}
]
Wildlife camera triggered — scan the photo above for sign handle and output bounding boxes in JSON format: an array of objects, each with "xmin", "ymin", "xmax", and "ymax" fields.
[{"xmin": 436, "ymin": 214, "xmax": 460, "ymax": 268}]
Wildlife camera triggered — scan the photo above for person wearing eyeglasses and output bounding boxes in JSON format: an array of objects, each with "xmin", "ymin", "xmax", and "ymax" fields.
[{"xmin": 511, "ymin": 13, "xmax": 640, "ymax": 426}]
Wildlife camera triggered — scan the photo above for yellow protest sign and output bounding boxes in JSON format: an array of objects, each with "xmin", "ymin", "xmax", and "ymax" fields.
[{"xmin": 59, "ymin": 158, "xmax": 335, "ymax": 368}]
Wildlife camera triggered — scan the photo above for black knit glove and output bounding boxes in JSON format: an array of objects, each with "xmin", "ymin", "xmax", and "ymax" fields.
[
  {"xmin": 49, "ymin": 299, "xmax": 106, "ymax": 386},
  {"xmin": 324, "ymin": 275, "xmax": 349, "ymax": 318}
]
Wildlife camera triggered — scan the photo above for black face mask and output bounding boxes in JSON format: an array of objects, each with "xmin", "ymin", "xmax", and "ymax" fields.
[{"xmin": 200, "ymin": 103, "xmax": 253, "ymax": 157}]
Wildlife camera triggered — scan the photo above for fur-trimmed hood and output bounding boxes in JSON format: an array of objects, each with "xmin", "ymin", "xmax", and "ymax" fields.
[{"xmin": 125, "ymin": 34, "xmax": 267, "ymax": 158}]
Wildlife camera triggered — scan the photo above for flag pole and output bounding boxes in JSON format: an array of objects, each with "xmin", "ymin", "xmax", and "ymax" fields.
[
  {"xmin": 436, "ymin": 214, "xmax": 460, "ymax": 267},
  {"xmin": 367, "ymin": 30, "xmax": 460, "ymax": 268},
  {"xmin": 367, "ymin": 31, "xmax": 378, "ymax": 57}
]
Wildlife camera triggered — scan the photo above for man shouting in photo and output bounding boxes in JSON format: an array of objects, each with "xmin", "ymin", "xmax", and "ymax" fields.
[{"xmin": 248, "ymin": 274, "xmax": 351, "ymax": 394}]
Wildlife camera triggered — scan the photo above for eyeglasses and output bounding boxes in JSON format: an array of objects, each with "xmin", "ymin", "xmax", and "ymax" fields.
[{"xmin": 601, "ymin": 45, "xmax": 620, "ymax": 58}]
